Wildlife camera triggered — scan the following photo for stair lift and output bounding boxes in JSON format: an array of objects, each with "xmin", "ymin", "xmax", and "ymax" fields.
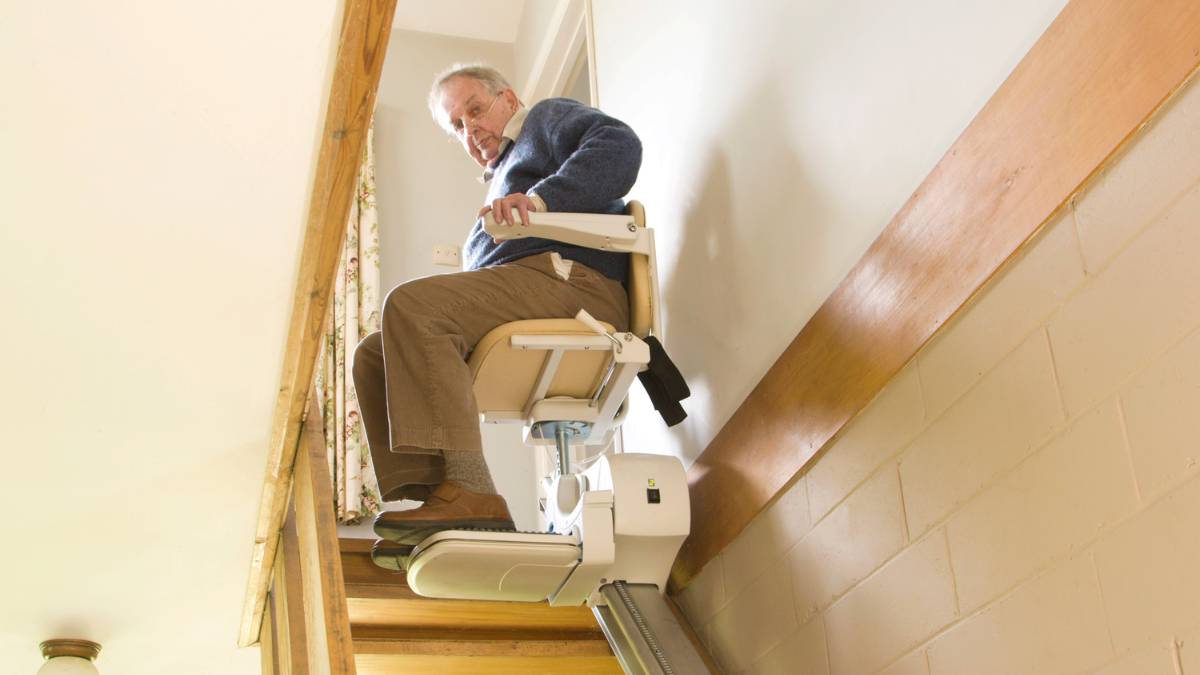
[{"xmin": 404, "ymin": 202, "xmax": 711, "ymax": 674}]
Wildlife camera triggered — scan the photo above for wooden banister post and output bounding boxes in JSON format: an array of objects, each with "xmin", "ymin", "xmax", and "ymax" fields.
[
  {"xmin": 267, "ymin": 503, "xmax": 311, "ymax": 674},
  {"xmin": 290, "ymin": 396, "xmax": 357, "ymax": 674}
]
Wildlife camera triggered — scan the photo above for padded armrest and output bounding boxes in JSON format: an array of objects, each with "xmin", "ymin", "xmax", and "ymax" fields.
[{"xmin": 483, "ymin": 211, "xmax": 641, "ymax": 252}]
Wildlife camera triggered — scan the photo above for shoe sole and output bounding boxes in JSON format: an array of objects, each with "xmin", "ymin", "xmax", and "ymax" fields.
[
  {"xmin": 374, "ymin": 518, "xmax": 517, "ymax": 545},
  {"xmin": 371, "ymin": 545, "xmax": 415, "ymax": 572}
]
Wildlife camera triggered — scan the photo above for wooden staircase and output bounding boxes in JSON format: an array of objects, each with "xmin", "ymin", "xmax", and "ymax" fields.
[
  {"xmin": 340, "ymin": 538, "xmax": 621, "ymax": 674},
  {"xmin": 254, "ymin": 396, "xmax": 623, "ymax": 674}
]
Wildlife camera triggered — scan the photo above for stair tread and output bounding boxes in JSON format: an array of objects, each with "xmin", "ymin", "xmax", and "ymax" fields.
[
  {"xmin": 350, "ymin": 624, "xmax": 605, "ymax": 642},
  {"xmin": 354, "ymin": 653, "xmax": 622, "ymax": 675},
  {"xmin": 352, "ymin": 636, "xmax": 612, "ymax": 656}
]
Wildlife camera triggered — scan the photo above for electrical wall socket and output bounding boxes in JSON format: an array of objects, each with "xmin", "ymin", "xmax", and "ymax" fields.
[{"xmin": 432, "ymin": 244, "xmax": 461, "ymax": 267}]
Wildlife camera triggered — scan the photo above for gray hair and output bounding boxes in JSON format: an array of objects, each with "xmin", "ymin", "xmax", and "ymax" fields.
[{"xmin": 427, "ymin": 63, "xmax": 513, "ymax": 132}]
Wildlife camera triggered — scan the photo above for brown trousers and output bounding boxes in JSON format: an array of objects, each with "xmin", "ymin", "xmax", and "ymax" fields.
[{"xmin": 352, "ymin": 252, "xmax": 629, "ymax": 502}]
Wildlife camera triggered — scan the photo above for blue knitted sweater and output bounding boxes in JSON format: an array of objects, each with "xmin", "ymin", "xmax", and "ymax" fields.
[{"xmin": 463, "ymin": 98, "xmax": 642, "ymax": 283}]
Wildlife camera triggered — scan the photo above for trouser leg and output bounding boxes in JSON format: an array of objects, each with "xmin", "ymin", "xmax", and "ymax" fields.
[
  {"xmin": 352, "ymin": 331, "xmax": 443, "ymax": 502},
  {"xmin": 351, "ymin": 332, "xmax": 390, "ymax": 456},
  {"xmin": 378, "ymin": 253, "xmax": 628, "ymax": 457},
  {"xmin": 355, "ymin": 252, "xmax": 628, "ymax": 503}
]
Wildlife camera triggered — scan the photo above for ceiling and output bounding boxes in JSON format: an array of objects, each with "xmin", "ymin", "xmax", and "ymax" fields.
[
  {"xmin": 392, "ymin": 0, "xmax": 527, "ymax": 43},
  {"xmin": 1, "ymin": 2, "xmax": 340, "ymax": 673}
]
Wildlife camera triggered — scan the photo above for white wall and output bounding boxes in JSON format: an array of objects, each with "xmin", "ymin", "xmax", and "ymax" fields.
[
  {"xmin": 373, "ymin": 29, "xmax": 512, "ymax": 291},
  {"xmin": 564, "ymin": 55, "xmax": 592, "ymax": 104},
  {"xmin": 1, "ymin": 1, "xmax": 341, "ymax": 673},
  {"xmin": 676, "ymin": 69, "xmax": 1200, "ymax": 675},
  {"xmin": 512, "ymin": 0, "xmax": 571, "ymax": 99},
  {"xmin": 344, "ymin": 29, "xmax": 540, "ymax": 531},
  {"xmin": 591, "ymin": 0, "xmax": 1069, "ymax": 466}
]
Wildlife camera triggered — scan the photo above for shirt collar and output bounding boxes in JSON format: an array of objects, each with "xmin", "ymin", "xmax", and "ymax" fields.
[{"xmin": 480, "ymin": 105, "xmax": 530, "ymax": 183}]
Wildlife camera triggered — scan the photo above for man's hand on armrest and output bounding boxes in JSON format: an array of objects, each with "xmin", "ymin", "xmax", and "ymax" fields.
[
  {"xmin": 482, "ymin": 209, "xmax": 642, "ymax": 252},
  {"xmin": 477, "ymin": 192, "xmax": 547, "ymax": 231}
]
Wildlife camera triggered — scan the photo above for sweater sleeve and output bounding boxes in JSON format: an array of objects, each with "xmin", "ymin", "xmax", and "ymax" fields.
[{"xmin": 527, "ymin": 103, "xmax": 642, "ymax": 212}]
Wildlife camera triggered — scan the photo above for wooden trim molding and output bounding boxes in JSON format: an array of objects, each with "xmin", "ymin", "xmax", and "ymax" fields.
[
  {"xmin": 261, "ymin": 603, "xmax": 279, "ymax": 675},
  {"xmin": 293, "ymin": 397, "xmax": 358, "ymax": 672},
  {"xmin": 238, "ymin": 0, "xmax": 398, "ymax": 648},
  {"xmin": 272, "ymin": 502, "xmax": 312, "ymax": 673},
  {"xmin": 673, "ymin": 0, "xmax": 1200, "ymax": 588}
]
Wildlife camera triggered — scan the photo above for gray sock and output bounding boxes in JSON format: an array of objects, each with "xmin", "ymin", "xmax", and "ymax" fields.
[{"xmin": 442, "ymin": 449, "xmax": 498, "ymax": 495}]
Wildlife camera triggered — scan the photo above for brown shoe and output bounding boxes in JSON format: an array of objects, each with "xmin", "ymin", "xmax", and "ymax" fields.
[
  {"xmin": 370, "ymin": 539, "xmax": 415, "ymax": 572},
  {"xmin": 373, "ymin": 481, "xmax": 516, "ymax": 545}
]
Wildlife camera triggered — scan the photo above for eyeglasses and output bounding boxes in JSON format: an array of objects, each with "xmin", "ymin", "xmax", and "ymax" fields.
[{"xmin": 449, "ymin": 95, "xmax": 502, "ymax": 137}]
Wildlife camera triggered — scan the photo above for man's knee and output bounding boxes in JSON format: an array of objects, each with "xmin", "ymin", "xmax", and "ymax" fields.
[
  {"xmin": 383, "ymin": 278, "xmax": 441, "ymax": 325},
  {"xmin": 352, "ymin": 331, "xmax": 383, "ymax": 379},
  {"xmin": 383, "ymin": 274, "xmax": 474, "ymax": 337}
]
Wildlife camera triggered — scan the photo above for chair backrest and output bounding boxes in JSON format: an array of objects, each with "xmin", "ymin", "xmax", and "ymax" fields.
[{"xmin": 626, "ymin": 201, "xmax": 652, "ymax": 338}]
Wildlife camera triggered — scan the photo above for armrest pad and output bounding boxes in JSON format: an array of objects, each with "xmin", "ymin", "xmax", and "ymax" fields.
[{"xmin": 483, "ymin": 211, "xmax": 639, "ymax": 251}]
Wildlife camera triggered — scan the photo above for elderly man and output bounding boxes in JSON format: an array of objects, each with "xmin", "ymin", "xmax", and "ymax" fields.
[{"xmin": 353, "ymin": 64, "xmax": 641, "ymax": 569}]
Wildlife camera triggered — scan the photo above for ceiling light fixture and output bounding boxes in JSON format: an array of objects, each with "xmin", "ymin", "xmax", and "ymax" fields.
[{"xmin": 37, "ymin": 640, "xmax": 101, "ymax": 675}]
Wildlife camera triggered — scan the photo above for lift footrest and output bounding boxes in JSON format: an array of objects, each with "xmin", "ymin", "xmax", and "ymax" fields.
[{"xmin": 406, "ymin": 530, "xmax": 582, "ymax": 602}]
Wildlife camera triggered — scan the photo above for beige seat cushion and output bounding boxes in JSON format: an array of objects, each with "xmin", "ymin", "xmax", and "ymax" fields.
[
  {"xmin": 470, "ymin": 319, "xmax": 616, "ymax": 414},
  {"xmin": 471, "ymin": 201, "xmax": 651, "ymax": 417}
]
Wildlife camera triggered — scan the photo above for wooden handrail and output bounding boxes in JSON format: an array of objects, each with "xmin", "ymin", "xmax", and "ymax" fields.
[
  {"xmin": 238, "ymin": 0, "xmax": 397, "ymax": 648},
  {"xmin": 672, "ymin": 0, "xmax": 1200, "ymax": 588}
]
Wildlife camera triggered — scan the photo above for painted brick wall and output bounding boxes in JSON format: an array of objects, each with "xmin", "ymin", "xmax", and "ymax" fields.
[{"xmin": 675, "ymin": 73, "xmax": 1200, "ymax": 675}]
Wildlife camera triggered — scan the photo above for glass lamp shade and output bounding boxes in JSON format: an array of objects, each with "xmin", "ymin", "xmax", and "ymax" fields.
[{"xmin": 37, "ymin": 656, "xmax": 100, "ymax": 675}]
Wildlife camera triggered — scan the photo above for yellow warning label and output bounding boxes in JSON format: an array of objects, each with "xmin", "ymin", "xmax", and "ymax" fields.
[{"xmin": 648, "ymin": 478, "xmax": 656, "ymax": 487}]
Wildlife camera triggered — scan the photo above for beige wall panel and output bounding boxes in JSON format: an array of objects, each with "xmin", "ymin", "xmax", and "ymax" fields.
[
  {"xmin": 676, "ymin": 553, "xmax": 727, "ymax": 630},
  {"xmin": 945, "ymin": 399, "xmax": 1139, "ymax": 612},
  {"xmin": 878, "ymin": 650, "xmax": 931, "ymax": 675},
  {"xmin": 916, "ymin": 213, "xmax": 1085, "ymax": 419},
  {"xmin": 1091, "ymin": 474, "xmax": 1200, "ymax": 653},
  {"xmin": 1120, "ymin": 312, "xmax": 1200, "ymax": 501},
  {"xmin": 805, "ymin": 364, "xmax": 926, "ymax": 521},
  {"xmin": 823, "ymin": 533, "xmax": 957, "ymax": 675},
  {"xmin": 1179, "ymin": 623, "xmax": 1200, "ymax": 672},
  {"xmin": 1073, "ymin": 79, "xmax": 1200, "ymax": 274},
  {"xmin": 706, "ymin": 561, "xmax": 798, "ymax": 673},
  {"xmin": 700, "ymin": 624, "xmax": 731, "ymax": 674},
  {"xmin": 899, "ymin": 331, "xmax": 1064, "ymax": 537},
  {"xmin": 721, "ymin": 476, "xmax": 812, "ymax": 600},
  {"xmin": 675, "ymin": 58, "xmax": 1200, "ymax": 675},
  {"xmin": 1047, "ymin": 183, "xmax": 1200, "ymax": 417},
  {"xmin": 1091, "ymin": 640, "xmax": 1178, "ymax": 675},
  {"xmin": 927, "ymin": 556, "xmax": 1111, "ymax": 675},
  {"xmin": 746, "ymin": 617, "xmax": 829, "ymax": 675},
  {"xmin": 787, "ymin": 468, "xmax": 906, "ymax": 621}
]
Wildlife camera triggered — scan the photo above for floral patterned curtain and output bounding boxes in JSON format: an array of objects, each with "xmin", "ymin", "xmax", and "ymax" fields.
[{"xmin": 314, "ymin": 121, "xmax": 382, "ymax": 524}]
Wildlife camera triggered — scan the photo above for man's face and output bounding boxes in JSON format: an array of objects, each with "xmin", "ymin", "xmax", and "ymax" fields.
[{"xmin": 437, "ymin": 76, "xmax": 517, "ymax": 169}]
